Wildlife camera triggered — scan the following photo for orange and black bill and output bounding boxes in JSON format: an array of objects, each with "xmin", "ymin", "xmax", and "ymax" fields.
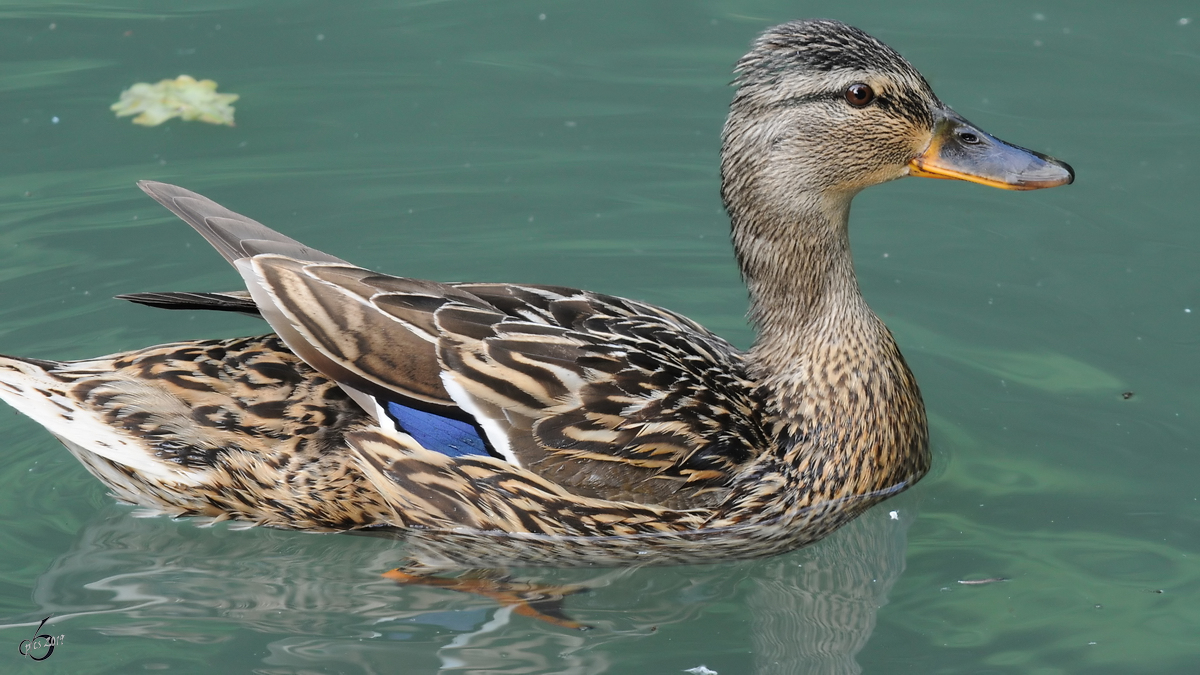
[{"xmin": 909, "ymin": 108, "xmax": 1074, "ymax": 190}]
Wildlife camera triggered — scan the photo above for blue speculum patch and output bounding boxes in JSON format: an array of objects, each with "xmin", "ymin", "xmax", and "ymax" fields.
[{"xmin": 384, "ymin": 401, "xmax": 490, "ymax": 458}]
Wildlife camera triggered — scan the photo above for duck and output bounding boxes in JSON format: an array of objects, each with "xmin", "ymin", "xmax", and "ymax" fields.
[{"xmin": 0, "ymin": 19, "xmax": 1071, "ymax": 568}]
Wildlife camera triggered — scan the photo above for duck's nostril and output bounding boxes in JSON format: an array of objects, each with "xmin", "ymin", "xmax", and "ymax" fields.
[{"xmin": 958, "ymin": 131, "xmax": 981, "ymax": 144}]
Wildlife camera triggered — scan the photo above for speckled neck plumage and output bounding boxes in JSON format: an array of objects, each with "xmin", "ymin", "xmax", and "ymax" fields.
[
  {"xmin": 718, "ymin": 21, "xmax": 933, "ymax": 507},
  {"xmin": 722, "ymin": 171, "xmax": 928, "ymax": 509}
]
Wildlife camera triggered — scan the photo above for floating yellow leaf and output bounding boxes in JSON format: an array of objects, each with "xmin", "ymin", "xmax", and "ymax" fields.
[{"xmin": 111, "ymin": 75, "xmax": 238, "ymax": 127}]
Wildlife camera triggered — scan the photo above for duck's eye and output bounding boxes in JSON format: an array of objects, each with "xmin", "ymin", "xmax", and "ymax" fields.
[
  {"xmin": 957, "ymin": 131, "xmax": 981, "ymax": 144},
  {"xmin": 844, "ymin": 83, "xmax": 875, "ymax": 107}
]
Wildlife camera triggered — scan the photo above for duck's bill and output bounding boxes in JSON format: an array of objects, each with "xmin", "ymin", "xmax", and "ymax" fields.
[{"xmin": 908, "ymin": 110, "xmax": 1074, "ymax": 190}]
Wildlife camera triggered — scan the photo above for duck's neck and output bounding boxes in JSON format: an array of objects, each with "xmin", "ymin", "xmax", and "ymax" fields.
[
  {"xmin": 726, "ymin": 185, "xmax": 928, "ymax": 503},
  {"xmin": 733, "ymin": 191, "xmax": 881, "ymax": 403}
]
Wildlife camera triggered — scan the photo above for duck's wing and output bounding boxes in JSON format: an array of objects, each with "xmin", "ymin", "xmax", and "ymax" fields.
[
  {"xmin": 438, "ymin": 281, "xmax": 772, "ymax": 506},
  {"xmin": 137, "ymin": 182, "xmax": 768, "ymax": 508},
  {"xmin": 137, "ymin": 181, "xmax": 475, "ymax": 417}
]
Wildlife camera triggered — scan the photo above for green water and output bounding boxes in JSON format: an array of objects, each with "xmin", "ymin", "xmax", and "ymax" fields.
[{"xmin": 0, "ymin": 1, "xmax": 1196, "ymax": 672}]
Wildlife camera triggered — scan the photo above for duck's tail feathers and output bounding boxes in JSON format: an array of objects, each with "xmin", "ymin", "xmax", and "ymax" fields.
[
  {"xmin": 136, "ymin": 181, "xmax": 348, "ymax": 266},
  {"xmin": 0, "ymin": 353, "xmax": 61, "ymax": 370},
  {"xmin": 116, "ymin": 290, "xmax": 263, "ymax": 316},
  {"xmin": 0, "ymin": 354, "xmax": 203, "ymax": 488}
]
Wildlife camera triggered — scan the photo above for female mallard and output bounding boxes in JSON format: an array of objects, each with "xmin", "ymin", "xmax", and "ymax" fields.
[{"xmin": 0, "ymin": 20, "xmax": 1070, "ymax": 567}]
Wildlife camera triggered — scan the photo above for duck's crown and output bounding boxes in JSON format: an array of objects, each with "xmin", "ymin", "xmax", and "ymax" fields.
[{"xmin": 734, "ymin": 19, "xmax": 929, "ymax": 91}]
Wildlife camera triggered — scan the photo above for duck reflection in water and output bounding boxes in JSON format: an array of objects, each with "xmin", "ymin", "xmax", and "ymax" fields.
[{"xmin": 4, "ymin": 501, "xmax": 912, "ymax": 674}]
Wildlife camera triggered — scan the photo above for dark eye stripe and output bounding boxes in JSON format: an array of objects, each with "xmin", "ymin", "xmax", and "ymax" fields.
[
  {"xmin": 771, "ymin": 87, "xmax": 883, "ymax": 110},
  {"xmin": 771, "ymin": 92, "xmax": 841, "ymax": 109},
  {"xmin": 763, "ymin": 84, "xmax": 934, "ymax": 132}
]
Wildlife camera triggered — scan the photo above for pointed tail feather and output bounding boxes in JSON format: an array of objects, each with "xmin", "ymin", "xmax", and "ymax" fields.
[
  {"xmin": 136, "ymin": 181, "xmax": 348, "ymax": 266},
  {"xmin": 117, "ymin": 290, "xmax": 263, "ymax": 316}
]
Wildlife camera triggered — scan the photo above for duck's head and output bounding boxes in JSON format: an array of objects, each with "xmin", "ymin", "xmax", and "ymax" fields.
[{"xmin": 721, "ymin": 19, "xmax": 1073, "ymax": 225}]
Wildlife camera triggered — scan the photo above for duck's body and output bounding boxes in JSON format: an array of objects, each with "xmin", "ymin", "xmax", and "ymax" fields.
[{"xmin": 0, "ymin": 20, "xmax": 1070, "ymax": 566}]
